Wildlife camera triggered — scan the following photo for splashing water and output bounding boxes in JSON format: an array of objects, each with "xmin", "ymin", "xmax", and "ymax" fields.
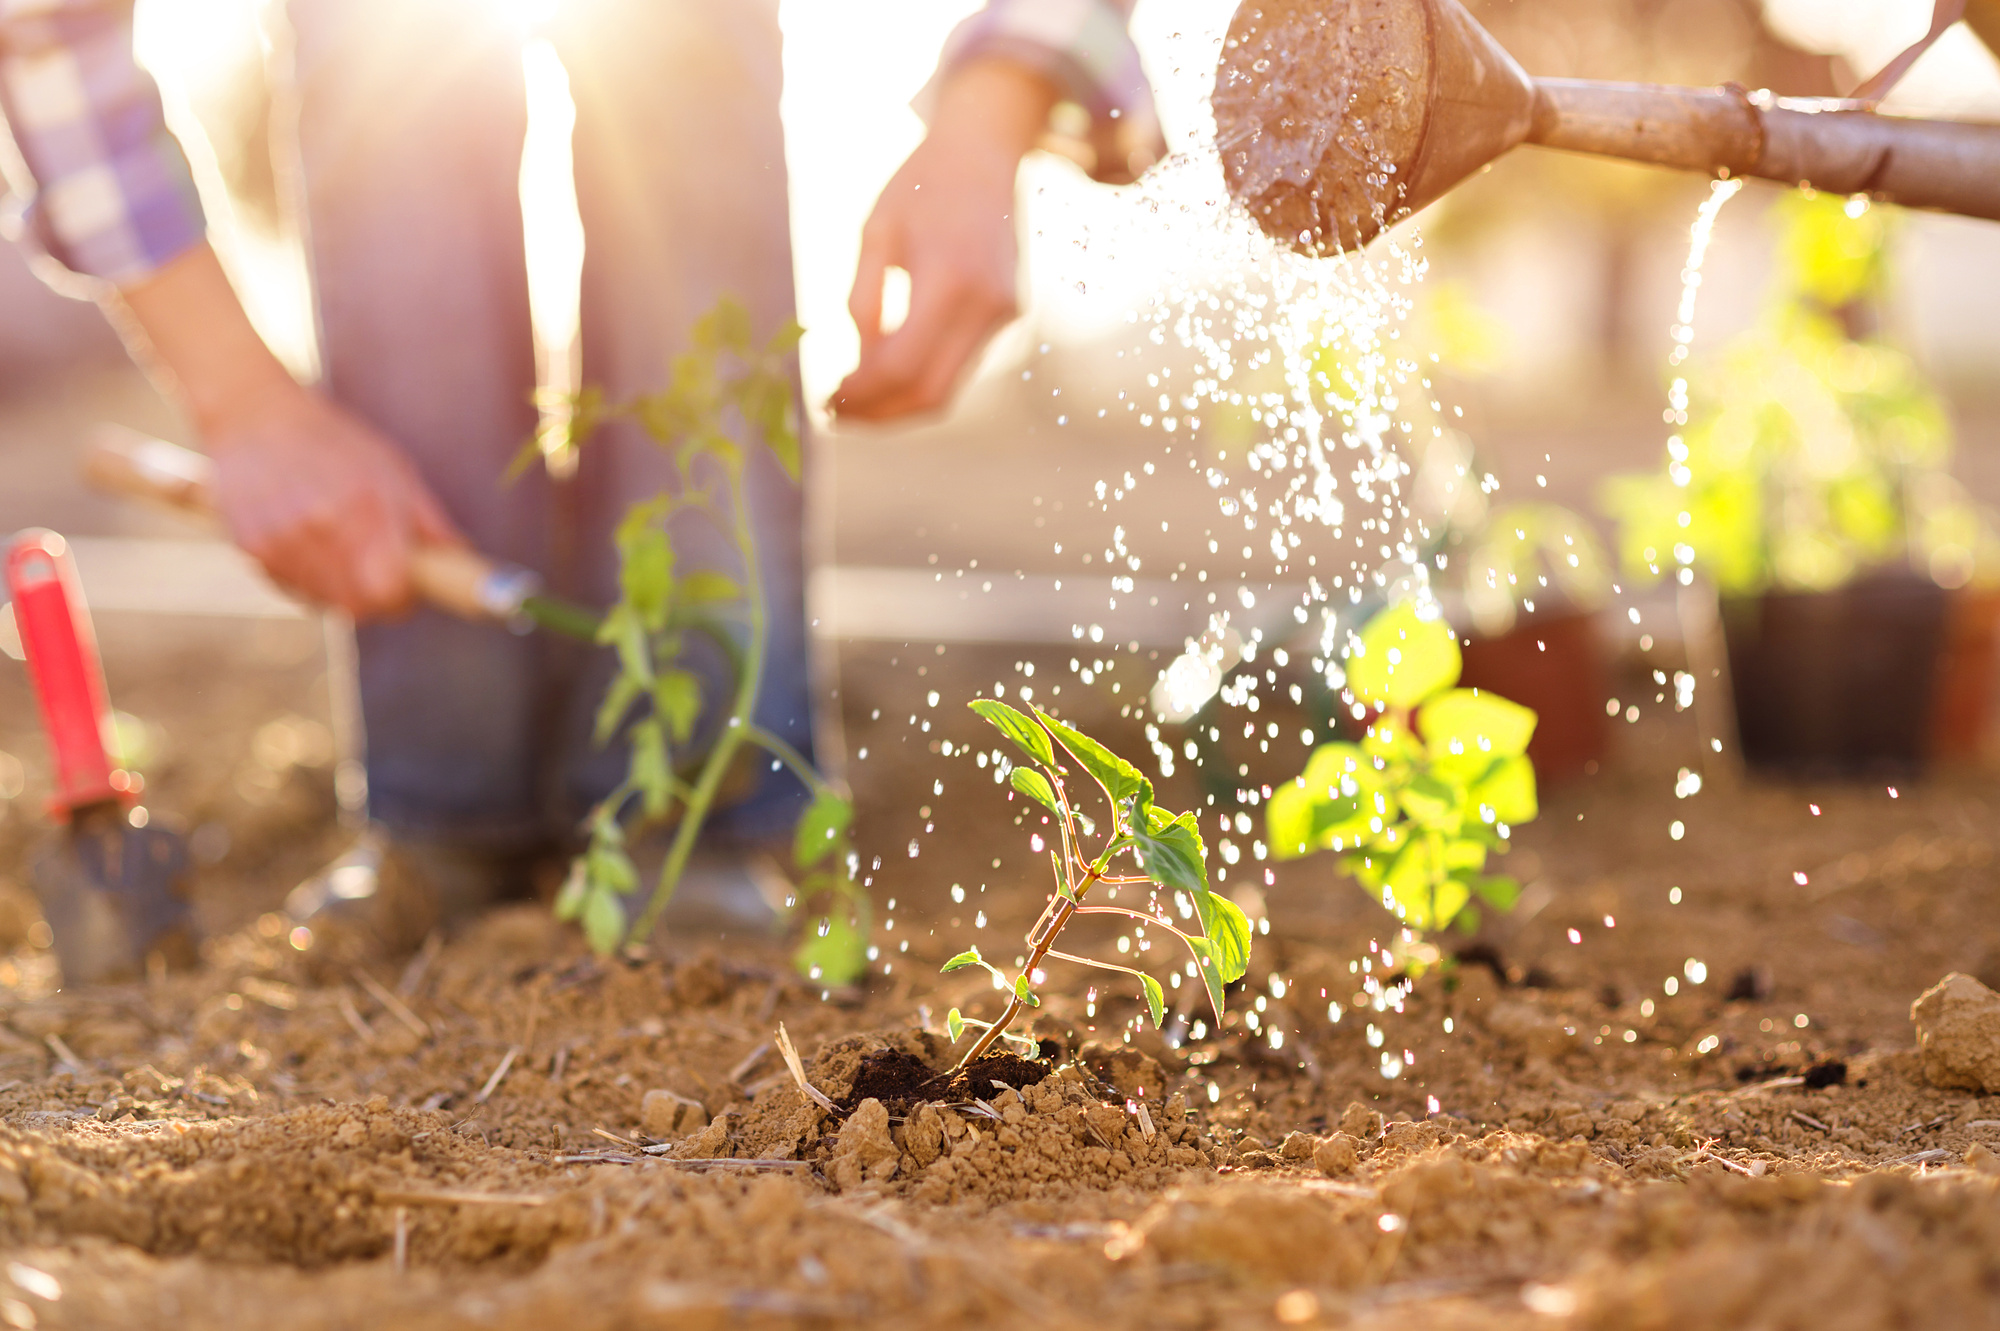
[{"xmin": 1062, "ymin": 120, "xmax": 1447, "ymax": 801}]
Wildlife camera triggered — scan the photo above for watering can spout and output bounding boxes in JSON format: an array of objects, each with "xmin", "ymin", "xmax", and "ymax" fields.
[{"xmin": 1217, "ymin": 0, "xmax": 2000, "ymax": 253}]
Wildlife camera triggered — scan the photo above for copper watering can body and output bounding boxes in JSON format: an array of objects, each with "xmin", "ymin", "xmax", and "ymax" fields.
[{"xmin": 1215, "ymin": 0, "xmax": 2000, "ymax": 252}]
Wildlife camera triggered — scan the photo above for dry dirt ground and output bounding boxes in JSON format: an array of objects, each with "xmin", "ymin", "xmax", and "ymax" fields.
[{"xmin": 0, "ymin": 619, "xmax": 1996, "ymax": 1331}]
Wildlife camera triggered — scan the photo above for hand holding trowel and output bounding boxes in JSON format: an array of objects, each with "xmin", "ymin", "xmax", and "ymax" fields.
[
  {"xmin": 84, "ymin": 426, "xmax": 600, "ymax": 638},
  {"xmin": 4, "ymin": 531, "xmax": 195, "ymax": 984}
]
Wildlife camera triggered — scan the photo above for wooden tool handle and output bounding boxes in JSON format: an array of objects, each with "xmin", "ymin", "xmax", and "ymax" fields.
[{"xmin": 84, "ymin": 426, "xmax": 534, "ymax": 623}]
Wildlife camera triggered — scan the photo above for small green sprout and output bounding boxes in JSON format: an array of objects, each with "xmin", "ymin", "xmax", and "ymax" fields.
[
  {"xmin": 1267, "ymin": 600, "xmax": 1539, "ymax": 936},
  {"xmin": 945, "ymin": 700, "xmax": 1252, "ymax": 1068},
  {"xmin": 550, "ymin": 299, "xmax": 869, "ymax": 983}
]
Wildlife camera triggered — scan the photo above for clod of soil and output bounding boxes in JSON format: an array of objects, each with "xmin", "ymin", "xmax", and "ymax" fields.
[{"xmin": 1912, "ymin": 972, "xmax": 2000, "ymax": 1092}]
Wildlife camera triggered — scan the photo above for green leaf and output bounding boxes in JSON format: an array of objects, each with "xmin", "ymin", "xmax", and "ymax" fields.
[
  {"xmin": 1429, "ymin": 877, "xmax": 1473, "ymax": 932},
  {"xmin": 1011, "ymin": 766, "xmax": 1062, "ymax": 815},
  {"xmin": 1440, "ymin": 837, "xmax": 1489, "ymax": 872},
  {"xmin": 596, "ymin": 603, "xmax": 655, "ymax": 688},
  {"xmin": 1348, "ymin": 601, "xmax": 1461, "ymax": 709},
  {"xmin": 587, "ymin": 841, "xmax": 637, "ymax": 896},
  {"xmin": 1188, "ymin": 939, "xmax": 1227, "ymax": 1024},
  {"xmin": 1267, "ymin": 743, "xmax": 1382, "ymax": 859},
  {"xmin": 1397, "ymin": 770, "xmax": 1462, "ymax": 831},
  {"xmin": 767, "ymin": 419, "xmax": 801, "ymax": 482},
  {"xmin": 1013, "ymin": 974, "xmax": 1041, "ymax": 1008},
  {"xmin": 693, "ymin": 296, "xmax": 752, "ymax": 354},
  {"xmin": 654, "ymin": 670, "xmax": 702, "ymax": 745},
  {"xmin": 582, "ymin": 887, "xmax": 626, "ymax": 955},
  {"xmin": 794, "ymin": 909, "xmax": 868, "ymax": 985},
  {"xmin": 630, "ymin": 718, "xmax": 672, "ymax": 818},
  {"xmin": 1196, "ymin": 892, "xmax": 1252, "ymax": 985},
  {"xmin": 1138, "ymin": 972, "xmax": 1166, "ymax": 1029},
  {"xmin": 1418, "ymin": 688, "xmax": 1538, "ymax": 760},
  {"xmin": 1469, "ymin": 754, "xmax": 1539, "ymax": 825},
  {"xmin": 1186, "ymin": 889, "xmax": 1254, "ymax": 1026},
  {"xmin": 946, "ymin": 1008, "xmax": 966, "ymax": 1041},
  {"xmin": 553, "ymin": 860, "xmax": 588, "ymax": 921},
  {"xmin": 1379, "ymin": 842, "xmax": 1471, "ymax": 931},
  {"xmin": 593, "ymin": 670, "xmax": 645, "ymax": 746},
  {"xmin": 794, "ymin": 790, "xmax": 853, "ymax": 869},
  {"xmin": 967, "ymin": 699, "xmax": 1055, "ymax": 767},
  {"xmin": 1472, "ymin": 874, "xmax": 1522, "ymax": 911},
  {"xmin": 1034, "ymin": 708, "xmax": 1147, "ymax": 807},
  {"xmin": 942, "ymin": 949, "xmax": 985, "ymax": 973},
  {"xmin": 739, "ymin": 370, "xmax": 800, "ymax": 481},
  {"xmin": 614, "ymin": 500, "xmax": 675, "ymax": 631},
  {"xmin": 1362, "ymin": 715, "xmax": 1422, "ymax": 765},
  {"xmin": 1266, "ymin": 779, "xmax": 1324, "ymax": 860},
  {"xmin": 765, "ymin": 318, "xmax": 805, "ymax": 357},
  {"xmin": 681, "ymin": 570, "xmax": 743, "ymax": 605},
  {"xmin": 1129, "ymin": 806, "xmax": 1207, "ymax": 894}
]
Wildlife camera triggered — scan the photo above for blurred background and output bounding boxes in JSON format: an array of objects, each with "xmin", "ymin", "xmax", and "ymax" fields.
[{"xmin": 2, "ymin": 0, "xmax": 1999, "ymax": 935}]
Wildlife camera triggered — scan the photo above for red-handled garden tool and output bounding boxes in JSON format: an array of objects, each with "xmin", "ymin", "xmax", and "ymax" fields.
[{"xmin": 4, "ymin": 529, "xmax": 194, "ymax": 984}]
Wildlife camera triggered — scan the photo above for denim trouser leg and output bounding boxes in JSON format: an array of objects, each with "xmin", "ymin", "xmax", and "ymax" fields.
[
  {"xmin": 288, "ymin": 0, "xmax": 554, "ymax": 853},
  {"xmin": 287, "ymin": 0, "xmax": 812, "ymax": 851},
  {"xmin": 556, "ymin": 0, "xmax": 814, "ymax": 844}
]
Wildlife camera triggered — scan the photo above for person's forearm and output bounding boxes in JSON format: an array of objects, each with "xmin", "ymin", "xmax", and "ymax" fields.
[
  {"xmin": 931, "ymin": 57, "xmax": 1060, "ymax": 163},
  {"xmin": 106, "ymin": 243, "xmax": 299, "ymax": 447}
]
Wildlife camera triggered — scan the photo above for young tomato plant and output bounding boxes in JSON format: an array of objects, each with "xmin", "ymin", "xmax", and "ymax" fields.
[
  {"xmin": 1266, "ymin": 601, "xmax": 1538, "ymax": 935},
  {"xmin": 944, "ymin": 700, "xmax": 1253, "ymax": 1067},
  {"xmin": 551, "ymin": 299, "xmax": 869, "ymax": 983}
]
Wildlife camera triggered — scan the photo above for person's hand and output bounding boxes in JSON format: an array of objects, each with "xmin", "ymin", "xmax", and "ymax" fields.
[
  {"xmin": 110, "ymin": 243, "xmax": 461, "ymax": 619},
  {"xmin": 206, "ymin": 383, "xmax": 461, "ymax": 618},
  {"xmin": 832, "ymin": 59, "xmax": 1058, "ymax": 421}
]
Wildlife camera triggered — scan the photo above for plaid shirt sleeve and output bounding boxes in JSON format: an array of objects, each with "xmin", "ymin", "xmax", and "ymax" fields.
[
  {"xmin": 925, "ymin": 0, "xmax": 1165, "ymax": 185},
  {"xmin": 0, "ymin": 0, "xmax": 205, "ymax": 287}
]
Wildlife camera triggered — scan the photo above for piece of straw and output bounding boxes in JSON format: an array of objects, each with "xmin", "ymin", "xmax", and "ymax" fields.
[
  {"xmin": 473, "ymin": 1046, "xmax": 520, "ymax": 1105},
  {"xmin": 775, "ymin": 1023, "xmax": 838, "ymax": 1113}
]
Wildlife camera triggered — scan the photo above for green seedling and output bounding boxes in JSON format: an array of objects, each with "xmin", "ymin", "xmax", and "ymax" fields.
[
  {"xmin": 550, "ymin": 299, "xmax": 869, "ymax": 983},
  {"xmin": 1267, "ymin": 600, "xmax": 1539, "ymax": 936},
  {"xmin": 945, "ymin": 701, "xmax": 1253, "ymax": 1067}
]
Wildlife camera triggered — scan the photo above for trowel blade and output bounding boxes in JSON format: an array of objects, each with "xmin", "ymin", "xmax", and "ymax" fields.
[{"xmin": 31, "ymin": 806, "xmax": 195, "ymax": 985}]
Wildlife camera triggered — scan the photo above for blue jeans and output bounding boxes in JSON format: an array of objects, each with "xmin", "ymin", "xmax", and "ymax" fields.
[{"xmin": 286, "ymin": 0, "xmax": 813, "ymax": 854}]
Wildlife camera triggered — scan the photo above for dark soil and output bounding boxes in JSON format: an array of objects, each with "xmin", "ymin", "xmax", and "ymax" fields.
[{"xmin": 839, "ymin": 1048, "xmax": 1055, "ymax": 1115}]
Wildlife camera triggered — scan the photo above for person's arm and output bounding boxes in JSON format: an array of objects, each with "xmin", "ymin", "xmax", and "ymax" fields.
[
  {"xmin": 832, "ymin": 59, "xmax": 1057, "ymax": 422},
  {"xmin": 833, "ymin": 0, "xmax": 1165, "ymax": 422},
  {"xmin": 113, "ymin": 245, "xmax": 460, "ymax": 617},
  {"xmin": 0, "ymin": 0, "xmax": 455, "ymax": 617}
]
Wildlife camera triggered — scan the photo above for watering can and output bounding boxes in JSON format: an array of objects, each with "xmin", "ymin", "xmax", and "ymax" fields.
[{"xmin": 1215, "ymin": 0, "xmax": 2000, "ymax": 252}]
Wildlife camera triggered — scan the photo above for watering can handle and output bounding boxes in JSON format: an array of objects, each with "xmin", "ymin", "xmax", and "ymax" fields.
[
  {"xmin": 3, "ymin": 531, "xmax": 122, "ymax": 817},
  {"xmin": 1853, "ymin": 0, "xmax": 1966, "ymax": 104},
  {"xmin": 84, "ymin": 426, "xmax": 543, "ymax": 624}
]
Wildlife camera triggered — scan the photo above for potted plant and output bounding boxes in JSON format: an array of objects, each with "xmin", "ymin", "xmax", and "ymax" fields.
[
  {"xmin": 1412, "ymin": 435, "xmax": 1614, "ymax": 782},
  {"xmin": 1267, "ymin": 599, "xmax": 1540, "ymax": 944},
  {"xmin": 1602, "ymin": 193, "xmax": 2000, "ymax": 773}
]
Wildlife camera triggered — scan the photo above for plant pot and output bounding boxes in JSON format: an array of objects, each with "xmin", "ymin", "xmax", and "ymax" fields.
[
  {"xmin": 1457, "ymin": 608, "xmax": 1609, "ymax": 784},
  {"xmin": 1719, "ymin": 573, "xmax": 1982, "ymax": 774},
  {"xmin": 1929, "ymin": 587, "xmax": 2000, "ymax": 766}
]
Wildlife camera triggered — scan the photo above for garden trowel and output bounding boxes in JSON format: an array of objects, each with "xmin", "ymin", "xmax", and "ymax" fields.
[{"xmin": 4, "ymin": 529, "xmax": 194, "ymax": 984}]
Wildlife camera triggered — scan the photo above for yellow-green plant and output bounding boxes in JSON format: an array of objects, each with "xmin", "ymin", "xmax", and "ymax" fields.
[
  {"xmin": 1603, "ymin": 193, "xmax": 1991, "ymax": 595},
  {"xmin": 551, "ymin": 300, "xmax": 869, "ymax": 983},
  {"xmin": 942, "ymin": 701, "xmax": 1251, "ymax": 1066},
  {"xmin": 1267, "ymin": 601, "xmax": 1538, "ymax": 934}
]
